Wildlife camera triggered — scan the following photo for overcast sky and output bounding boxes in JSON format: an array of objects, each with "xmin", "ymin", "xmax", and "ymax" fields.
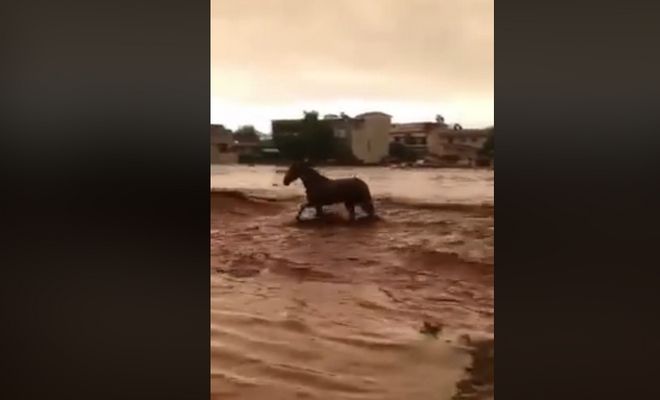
[{"xmin": 211, "ymin": 0, "xmax": 493, "ymax": 133}]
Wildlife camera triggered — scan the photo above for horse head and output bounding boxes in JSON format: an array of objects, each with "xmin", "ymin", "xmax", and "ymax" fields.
[{"xmin": 283, "ymin": 159, "xmax": 311, "ymax": 186}]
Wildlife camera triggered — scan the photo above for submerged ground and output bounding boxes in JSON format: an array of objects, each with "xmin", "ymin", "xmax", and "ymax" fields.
[{"xmin": 211, "ymin": 166, "xmax": 494, "ymax": 400}]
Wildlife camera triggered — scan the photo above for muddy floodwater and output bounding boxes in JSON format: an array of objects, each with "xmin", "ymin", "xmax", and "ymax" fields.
[{"xmin": 211, "ymin": 165, "xmax": 494, "ymax": 400}]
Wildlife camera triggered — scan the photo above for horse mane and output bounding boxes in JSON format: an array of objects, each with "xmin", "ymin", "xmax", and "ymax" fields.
[{"xmin": 299, "ymin": 164, "xmax": 330, "ymax": 186}]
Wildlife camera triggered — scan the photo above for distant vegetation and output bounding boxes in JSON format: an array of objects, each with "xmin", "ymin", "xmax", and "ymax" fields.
[
  {"xmin": 479, "ymin": 127, "xmax": 494, "ymax": 160},
  {"xmin": 388, "ymin": 141, "xmax": 417, "ymax": 162},
  {"xmin": 233, "ymin": 125, "xmax": 260, "ymax": 143},
  {"xmin": 272, "ymin": 111, "xmax": 353, "ymax": 163},
  {"xmin": 224, "ymin": 116, "xmax": 493, "ymax": 167}
]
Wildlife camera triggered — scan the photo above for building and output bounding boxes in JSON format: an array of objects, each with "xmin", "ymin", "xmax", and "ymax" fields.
[
  {"xmin": 233, "ymin": 133, "xmax": 262, "ymax": 159},
  {"xmin": 390, "ymin": 122, "xmax": 444, "ymax": 157},
  {"xmin": 271, "ymin": 111, "xmax": 392, "ymax": 164},
  {"xmin": 389, "ymin": 116, "xmax": 451, "ymax": 158},
  {"xmin": 210, "ymin": 124, "xmax": 238, "ymax": 164},
  {"xmin": 427, "ymin": 127, "xmax": 492, "ymax": 167},
  {"xmin": 350, "ymin": 112, "xmax": 392, "ymax": 164}
]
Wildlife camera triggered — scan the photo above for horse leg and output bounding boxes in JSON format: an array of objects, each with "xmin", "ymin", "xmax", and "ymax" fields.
[
  {"xmin": 296, "ymin": 203, "xmax": 308, "ymax": 221},
  {"xmin": 345, "ymin": 202, "xmax": 356, "ymax": 221},
  {"xmin": 315, "ymin": 205, "xmax": 324, "ymax": 218},
  {"xmin": 361, "ymin": 201, "xmax": 375, "ymax": 218}
]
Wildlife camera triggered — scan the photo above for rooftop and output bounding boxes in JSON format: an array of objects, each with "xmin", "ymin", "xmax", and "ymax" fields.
[
  {"xmin": 355, "ymin": 111, "xmax": 392, "ymax": 118},
  {"xmin": 436, "ymin": 128, "xmax": 491, "ymax": 138}
]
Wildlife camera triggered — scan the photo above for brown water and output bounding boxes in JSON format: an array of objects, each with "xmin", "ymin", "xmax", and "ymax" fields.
[
  {"xmin": 211, "ymin": 165, "xmax": 494, "ymax": 205},
  {"xmin": 211, "ymin": 166, "xmax": 494, "ymax": 400}
]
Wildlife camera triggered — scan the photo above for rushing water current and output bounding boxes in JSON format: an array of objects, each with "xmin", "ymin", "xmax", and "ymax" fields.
[{"xmin": 211, "ymin": 165, "xmax": 494, "ymax": 400}]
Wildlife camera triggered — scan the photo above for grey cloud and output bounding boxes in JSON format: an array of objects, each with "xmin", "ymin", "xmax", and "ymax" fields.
[{"xmin": 212, "ymin": 0, "xmax": 492, "ymax": 104}]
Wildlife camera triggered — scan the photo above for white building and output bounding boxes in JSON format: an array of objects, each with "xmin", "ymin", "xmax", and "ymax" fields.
[{"xmin": 349, "ymin": 112, "xmax": 392, "ymax": 164}]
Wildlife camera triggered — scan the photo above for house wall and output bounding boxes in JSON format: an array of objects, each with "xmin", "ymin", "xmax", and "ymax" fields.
[
  {"xmin": 427, "ymin": 129, "xmax": 488, "ymax": 157},
  {"xmin": 210, "ymin": 125, "xmax": 239, "ymax": 164},
  {"xmin": 350, "ymin": 114, "xmax": 391, "ymax": 164},
  {"xmin": 426, "ymin": 130, "xmax": 443, "ymax": 156},
  {"xmin": 210, "ymin": 145, "xmax": 238, "ymax": 164},
  {"xmin": 389, "ymin": 122, "xmax": 445, "ymax": 157},
  {"xmin": 426, "ymin": 128, "xmax": 491, "ymax": 167}
]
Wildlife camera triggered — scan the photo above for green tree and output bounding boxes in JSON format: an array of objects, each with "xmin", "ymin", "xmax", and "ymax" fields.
[
  {"xmin": 388, "ymin": 141, "xmax": 416, "ymax": 162},
  {"xmin": 389, "ymin": 142, "xmax": 406, "ymax": 159},
  {"xmin": 273, "ymin": 111, "xmax": 336, "ymax": 161},
  {"xmin": 333, "ymin": 139, "xmax": 357, "ymax": 163},
  {"xmin": 300, "ymin": 111, "xmax": 335, "ymax": 162},
  {"xmin": 273, "ymin": 131, "xmax": 305, "ymax": 160},
  {"xmin": 234, "ymin": 125, "xmax": 260, "ymax": 143},
  {"xmin": 479, "ymin": 128, "xmax": 494, "ymax": 159}
]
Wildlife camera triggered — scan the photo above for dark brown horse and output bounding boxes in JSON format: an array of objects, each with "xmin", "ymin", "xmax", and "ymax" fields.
[{"xmin": 283, "ymin": 161, "xmax": 376, "ymax": 221}]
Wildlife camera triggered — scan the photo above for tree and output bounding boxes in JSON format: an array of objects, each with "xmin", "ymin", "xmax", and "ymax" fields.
[
  {"xmin": 273, "ymin": 131, "xmax": 305, "ymax": 160},
  {"xmin": 389, "ymin": 142, "xmax": 407, "ymax": 159},
  {"xmin": 273, "ymin": 111, "xmax": 336, "ymax": 162},
  {"xmin": 333, "ymin": 140, "xmax": 357, "ymax": 163},
  {"xmin": 234, "ymin": 125, "xmax": 260, "ymax": 143},
  {"xmin": 388, "ymin": 141, "xmax": 417, "ymax": 162},
  {"xmin": 300, "ymin": 111, "xmax": 334, "ymax": 162},
  {"xmin": 479, "ymin": 128, "xmax": 494, "ymax": 159}
]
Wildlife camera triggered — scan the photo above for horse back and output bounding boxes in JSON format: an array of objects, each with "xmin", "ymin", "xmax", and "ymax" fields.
[{"xmin": 308, "ymin": 177, "xmax": 371, "ymax": 205}]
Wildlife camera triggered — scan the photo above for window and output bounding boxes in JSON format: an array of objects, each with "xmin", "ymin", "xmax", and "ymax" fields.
[
  {"xmin": 219, "ymin": 143, "xmax": 228, "ymax": 152},
  {"xmin": 448, "ymin": 138, "xmax": 454, "ymax": 144},
  {"xmin": 419, "ymin": 137, "xmax": 427, "ymax": 145}
]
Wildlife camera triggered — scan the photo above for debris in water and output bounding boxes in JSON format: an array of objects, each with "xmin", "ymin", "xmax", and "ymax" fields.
[
  {"xmin": 419, "ymin": 320, "xmax": 443, "ymax": 338},
  {"xmin": 458, "ymin": 334, "xmax": 472, "ymax": 346}
]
